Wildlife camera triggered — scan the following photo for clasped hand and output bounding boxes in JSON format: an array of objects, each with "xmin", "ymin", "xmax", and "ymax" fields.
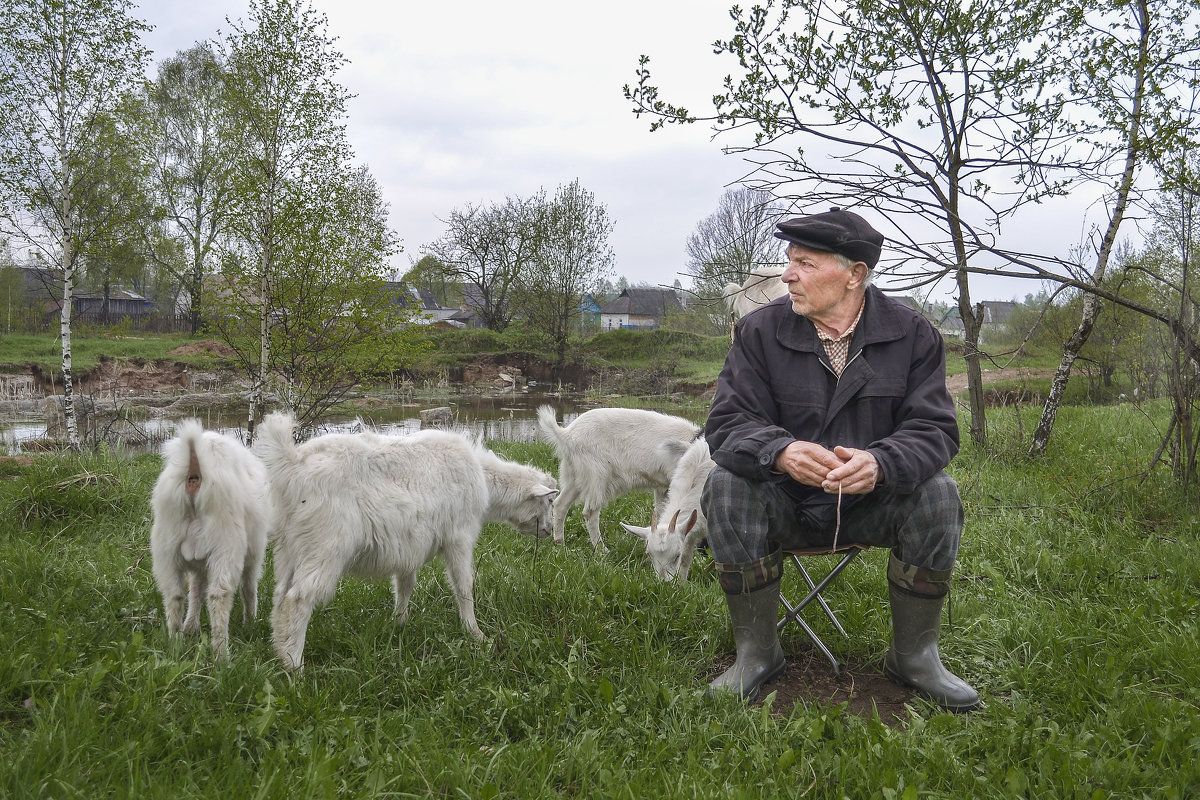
[{"xmin": 774, "ymin": 441, "xmax": 878, "ymax": 495}]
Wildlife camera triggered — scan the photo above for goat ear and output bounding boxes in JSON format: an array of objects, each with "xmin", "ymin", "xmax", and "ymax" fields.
[
  {"xmin": 681, "ymin": 509, "xmax": 699, "ymax": 535},
  {"xmin": 533, "ymin": 485, "xmax": 558, "ymax": 498},
  {"xmin": 620, "ymin": 522, "xmax": 649, "ymax": 540}
]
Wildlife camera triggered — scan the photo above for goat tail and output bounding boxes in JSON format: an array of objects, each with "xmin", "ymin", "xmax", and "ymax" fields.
[
  {"xmin": 168, "ymin": 418, "xmax": 207, "ymax": 499},
  {"xmin": 535, "ymin": 404, "xmax": 566, "ymax": 447},
  {"xmin": 254, "ymin": 412, "xmax": 300, "ymax": 471}
]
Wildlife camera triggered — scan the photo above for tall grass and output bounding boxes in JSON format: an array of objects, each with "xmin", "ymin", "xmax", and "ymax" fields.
[{"xmin": 1, "ymin": 405, "xmax": 1197, "ymax": 798}]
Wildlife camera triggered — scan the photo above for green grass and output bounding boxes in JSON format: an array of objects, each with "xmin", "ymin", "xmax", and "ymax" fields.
[
  {"xmin": 412, "ymin": 327, "xmax": 732, "ymax": 388},
  {"xmin": 0, "ymin": 331, "xmax": 228, "ymax": 374},
  {"xmin": 1, "ymin": 404, "xmax": 1198, "ymax": 798},
  {"xmin": 3, "ymin": 327, "xmax": 733, "ymax": 393},
  {"xmin": 10, "ymin": 328, "xmax": 1086, "ymax": 394}
]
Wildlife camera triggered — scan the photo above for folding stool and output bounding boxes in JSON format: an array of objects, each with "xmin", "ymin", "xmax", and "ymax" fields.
[{"xmin": 777, "ymin": 543, "xmax": 870, "ymax": 674}]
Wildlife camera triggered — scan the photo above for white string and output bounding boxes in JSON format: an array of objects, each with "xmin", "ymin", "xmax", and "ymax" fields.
[{"xmin": 831, "ymin": 482, "xmax": 843, "ymax": 554}]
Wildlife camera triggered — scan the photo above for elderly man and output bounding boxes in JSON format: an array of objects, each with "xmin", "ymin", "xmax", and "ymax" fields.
[{"xmin": 700, "ymin": 208, "xmax": 979, "ymax": 712}]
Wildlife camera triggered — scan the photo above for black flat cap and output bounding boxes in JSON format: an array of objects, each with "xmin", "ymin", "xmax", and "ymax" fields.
[{"xmin": 775, "ymin": 208, "xmax": 884, "ymax": 270}]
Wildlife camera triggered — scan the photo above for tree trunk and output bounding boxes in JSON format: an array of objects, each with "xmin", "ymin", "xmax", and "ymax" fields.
[
  {"xmin": 60, "ymin": 254, "xmax": 79, "ymax": 448},
  {"xmin": 1029, "ymin": 0, "xmax": 1144, "ymax": 456},
  {"xmin": 189, "ymin": 238, "xmax": 204, "ymax": 335},
  {"xmin": 957, "ymin": 278, "xmax": 987, "ymax": 446},
  {"xmin": 1168, "ymin": 216, "xmax": 1196, "ymax": 484},
  {"xmin": 246, "ymin": 266, "xmax": 270, "ymax": 445},
  {"xmin": 1030, "ymin": 293, "xmax": 1102, "ymax": 455}
]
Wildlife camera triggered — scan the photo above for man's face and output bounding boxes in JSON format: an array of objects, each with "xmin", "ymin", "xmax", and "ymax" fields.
[{"xmin": 780, "ymin": 245, "xmax": 857, "ymax": 324}]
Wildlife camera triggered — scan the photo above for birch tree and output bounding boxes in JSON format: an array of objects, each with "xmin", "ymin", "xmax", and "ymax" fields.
[
  {"xmin": 219, "ymin": 0, "xmax": 353, "ymax": 441},
  {"xmin": 0, "ymin": 0, "xmax": 149, "ymax": 447},
  {"xmin": 1134, "ymin": 189, "xmax": 1200, "ymax": 483},
  {"xmin": 1028, "ymin": 0, "xmax": 1200, "ymax": 455}
]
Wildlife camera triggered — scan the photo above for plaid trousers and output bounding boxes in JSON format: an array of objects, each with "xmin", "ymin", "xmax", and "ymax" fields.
[{"xmin": 700, "ymin": 465, "xmax": 963, "ymax": 573}]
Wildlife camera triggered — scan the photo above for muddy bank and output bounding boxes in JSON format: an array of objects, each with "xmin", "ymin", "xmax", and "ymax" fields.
[
  {"xmin": 0, "ymin": 342, "xmax": 717, "ymax": 452},
  {"xmin": 4, "ymin": 341, "xmax": 699, "ymax": 402},
  {"xmin": 5, "ymin": 340, "xmax": 241, "ymax": 401},
  {"xmin": 2, "ymin": 349, "xmax": 1056, "ymax": 417}
]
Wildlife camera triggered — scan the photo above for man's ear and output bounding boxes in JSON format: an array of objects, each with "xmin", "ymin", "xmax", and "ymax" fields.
[{"xmin": 847, "ymin": 261, "xmax": 868, "ymax": 289}]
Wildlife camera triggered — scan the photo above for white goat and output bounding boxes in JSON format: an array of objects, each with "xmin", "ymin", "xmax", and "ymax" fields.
[
  {"xmin": 472, "ymin": 441, "xmax": 559, "ymax": 538},
  {"xmin": 255, "ymin": 412, "xmax": 490, "ymax": 670},
  {"xmin": 536, "ymin": 404, "xmax": 700, "ymax": 550},
  {"xmin": 149, "ymin": 419, "xmax": 269, "ymax": 659},
  {"xmin": 620, "ymin": 436, "xmax": 714, "ymax": 581},
  {"xmin": 723, "ymin": 266, "xmax": 788, "ymax": 320}
]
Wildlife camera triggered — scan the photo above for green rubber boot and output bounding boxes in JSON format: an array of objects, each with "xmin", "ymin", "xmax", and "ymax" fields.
[
  {"xmin": 708, "ymin": 548, "xmax": 786, "ymax": 701},
  {"xmin": 884, "ymin": 561, "xmax": 980, "ymax": 713}
]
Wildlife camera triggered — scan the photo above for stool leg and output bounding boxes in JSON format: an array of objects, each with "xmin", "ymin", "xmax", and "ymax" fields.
[
  {"xmin": 776, "ymin": 549, "xmax": 863, "ymax": 674},
  {"xmin": 778, "ymin": 591, "xmax": 841, "ymax": 675}
]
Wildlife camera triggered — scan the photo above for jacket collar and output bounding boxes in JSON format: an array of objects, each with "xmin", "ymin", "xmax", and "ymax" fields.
[{"xmin": 775, "ymin": 285, "xmax": 905, "ymax": 353}]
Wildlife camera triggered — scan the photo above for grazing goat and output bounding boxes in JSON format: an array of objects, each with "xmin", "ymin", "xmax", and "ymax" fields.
[
  {"xmin": 255, "ymin": 412, "xmax": 490, "ymax": 670},
  {"xmin": 536, "ymin": 404, "xmax": 700, "ymax": 550},
  {"xmin": 620, "ymin": 436, "xmax": 714, "ymax": 581},
  {"xmin": 723, "ymin": 266, "xmax": 788, "ymax": 320},
  {"xmin": 149, "ymin": 419, "xmax": 269, "ymax": 659},
  {"xmin": 472, "ymin": 441, "xmax": 559, "ymax": 538}
]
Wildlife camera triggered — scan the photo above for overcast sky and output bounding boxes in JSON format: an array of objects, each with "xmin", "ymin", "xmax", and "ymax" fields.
[
  {"xmin": 139, "ymin": 1, "xmax": 754, "ymax": 289},
  {"xmin": 138, "ymin": 0, "xmax": 1097, "ymax": 303}
]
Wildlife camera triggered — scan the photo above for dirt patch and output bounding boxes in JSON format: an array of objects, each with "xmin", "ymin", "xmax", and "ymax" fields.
[
  {"xmin": 168, "ymin": 339, "xmax": 237, "ymax": 358},
  {"xmin": 77, "ymin": 357, "xmax": 193, "ymax": 395},
  {"xmin": 945, "ymin": 365, "xmax": 1056, "ymax": 394},
  {"xmin": 670, "ymin": 381, "xmax": 715, "ymax": 398},
  {"xmin": 708, "ymin": 648, "xmax": 918, "ymax": 725},
  {"xmin": 0, "ymin": 455, "xmax": 36, "ymax": 470}
]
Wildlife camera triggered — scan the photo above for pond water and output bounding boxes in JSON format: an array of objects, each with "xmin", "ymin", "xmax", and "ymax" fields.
[{"xmin": 0, "ymin": 393, "xmax": 706, "ymax": 454}]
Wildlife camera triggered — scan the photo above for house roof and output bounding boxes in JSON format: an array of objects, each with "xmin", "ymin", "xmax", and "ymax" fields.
[
  {"xmin": 381, "ymin": 281, "xmax": 446, "ymax": 311},
  {"xmin": 937, "ymin": 316, "xmax": 965, "ymax": 334},
  {"xmin": 75, "ymin": 287, "xmax": 147, "ymax": 301},
  {"xmin": 599, "ymin": 288, "xmax": 683, "ymax": 316},
  {"xmin": 462, "ymin": 283, "xmax": 485, "ymax": 310},
  {"xmin": 16, "ymin": 264, "xmax": 59, "ymax": 300},
  {"xmin": 979, "ymin": 300, "xmax": 1017, "ymax": 325},
  {"xmin": 578, "ymin": 293, "xmax": 601, "ymax": 313}
]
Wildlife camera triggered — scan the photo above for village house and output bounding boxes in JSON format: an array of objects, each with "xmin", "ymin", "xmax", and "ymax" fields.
[
  {"xmin": 598, "ymin": 287, "xmax": 683, "ymax": 331},
  {"xmin": 382, "ymin": 280, "xmax": 460, "ymax": 325},
  {"xmin": 17, "ymin": 263, "xmax": 151, "ymax": 322}
]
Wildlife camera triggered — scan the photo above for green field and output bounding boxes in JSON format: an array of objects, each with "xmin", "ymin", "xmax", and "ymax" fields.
[
  {"xmin": 0, "ymin": 331, "xmax": 230, "ymax": 375},
  {"xmin": 1, "ymin": 400, "xmax": 1196, "ymax": 798}
]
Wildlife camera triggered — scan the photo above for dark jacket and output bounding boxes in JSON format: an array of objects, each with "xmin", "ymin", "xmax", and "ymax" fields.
[{"xmin": 704, "ymin": 285, "xmax": 959, "ymax": 529}]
